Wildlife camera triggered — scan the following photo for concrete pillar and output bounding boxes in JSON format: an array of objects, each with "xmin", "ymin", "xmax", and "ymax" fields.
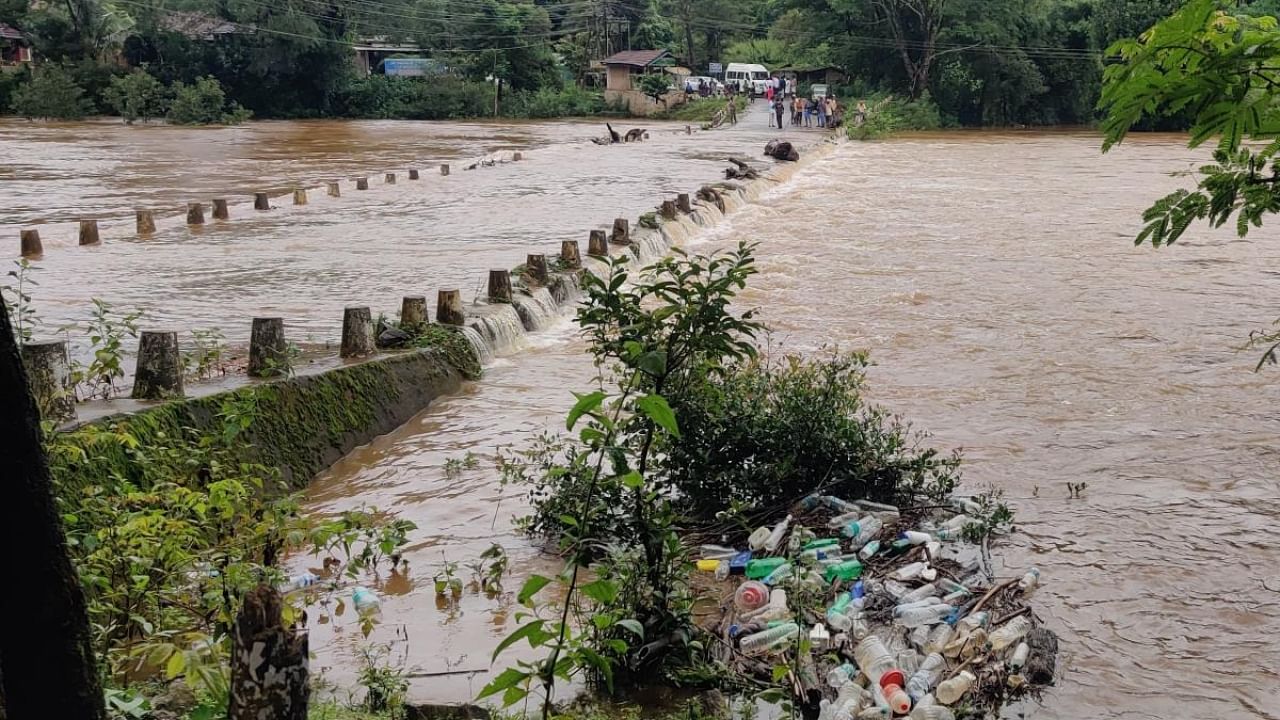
[
  {"xmin": 326, "ymin": 181, "xmax": 341, "ymax": 197},
  {"xmin": 187, "ymin": 202, "xmax": 205, "ymax": 225},
  {"xmin": 19, "ymin": 230, "xmax": 41, "ymax": 258},
  {"xmin": 20, "ymin": 339, "xmax": 75, "ymax": 422},
  {"xmin": 512, "ymin": 152, "xmax": 523, "ymax": 162},
  {"xmin": 78, "ymin": 219, "xmax": 100, "ymax": 246},
  {"xmin": 408, "ymin": 169, "xmax": 420, "ymax": 180},
  {"xmin": 677, "ymin": 193, "xmax": 692, "ymax": 213},
  {"xmin": 611, "ymin": 218, "xmax": 630, "ymax": 245},
  {"xmin": 292, "ymin": 188, "xmax": 307, "ymax": 206},
  {"xmin": 440, "ymin": 164, "xmax": 450, "ymax": 177},
  {"xmin": 356, "ymin": 177, "xmax": 369, "ymax": 190},
  {"xmin": 400, "ymin": 295, "xmax": 428, "ymax": 327},
  {"xmin": 660, "ymin": 200, "xmax": 677, "ymax": 220},
  {"xmin": 247, "ymin": 317, "xmax": 287, "ymax": 378},
  {"xmin": 136, "ymin": 210, "xmax": 156, "ymax": 234},
  {"xmin": 685, "ymin": 125, "xmax": 692, "ymax": 135},
  {"xmin": 561, "ymin": 240, "xmax": 582, "ymax": 270},
  {"xmin": 254, "ymin": 192, "xmax": 271, "ymax": 211},
  {"xmin": 131, "ymin": 330, "xmax": 184, "ymax": 400},
  {"xmin": 588, "ymin": 230, "xmax": 608, "ymax": 257},
  {"xmin": 212, "ymin": 198, "xmax": 230, "ymax": 220},
  {"xmin": 526, "ymin": 254, "xmax": 548, "ymax": 285},
  {"xmin": 436, "ymin": 290, "xmax": 465, "ymax": 326},
  {"xmin": 340, "ymin": 306, "xmax": 375, "ymax": 358},
  {"xmin": 385, "ymin": 173, "xmax": 396, "ymax": 184},
  {"xmin": 488, "ymin": 270, "xmax": 512, "ymax": 303}
]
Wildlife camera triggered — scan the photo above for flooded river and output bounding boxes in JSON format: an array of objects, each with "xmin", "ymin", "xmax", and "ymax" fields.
[{"xmin": 7, "ymin": 112, "xmax": 1279, "ymax": 719}]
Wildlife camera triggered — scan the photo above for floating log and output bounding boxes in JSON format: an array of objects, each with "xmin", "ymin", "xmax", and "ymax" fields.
[
  {"xmin": 677, "ymin": 193, "xmax": 692, "ymax": 213},
  {"xmin": 247, "ymin": 317, "xmax": 287, "ymax": 378},
  {"xmin": 131, "ymin": 330, "xmax": 184, "ymax": 399},
  {"xmin": 409, "ymin": 169, "xmax": 420, "ymax": 180},
  {"xmin": 488, "ymin": 270, "xmax": 512, "ymax": 303},
  {"xmin": 560, "ymin": 240, "xmax": 581, "ymax": 270},
  {"xmin": 611, "ymin": 218, "xmax": 630, "ymax": 244},
  {"xmin": 624, "ymin": 128, "xmax": 645, "ymax": 142},
  {"xmin": 254, "ymin": 192, "xmax": 271, "ymax": 211},
  {"xmin": 229, "ymin": 584, "xmax": 308, "ymax": 720},
  {"xmin": 340, "ymin": 306, "xmax": 375, "ymax": 358},
  {"xmin": 187, "ymin": 202, "xmax": 205, "ymax": 225},
  {"xmin": 212, "ymin": 198, "xmax": 230, "ymax": 220},
  {"xmin": 385, "ymin": 173, "xmax": 396, "ymax": 184},
  {"xmin": 136, "ymin": 209, "xmax": 156, "ymax": 234},
  {"xmin": 78, "ymin": 219, "xmax": 100, "ymax": 246},
  {"xmin": 726, "ymin": 157, "xmax": 760, "ymax": 180},
  {"xmin": 526, "ymin": 254, "xmax": 549, "ymax": 285},
  {"xmin": 436, "ymin": 290, "xmax": 464, "ymax": 326},
  {"xmin": 607, "ymin": 123, "xmax": 621, "ymax": 144},
  {"xmin": 20, "ymin": 339, "xmax": 75, "ymax": 422},
  {"xmin": 588, "ymin": 230, "xmax": 608, "ymax": 257},
  {"xmin": 440, "ymin": 164, "xmax": 451, "ymax": 177},
  {"xmin": 19, "ymin": 229, "xmax": 41, "ymax": 258},
  {"xmin": 660, "ymin": 200, "xmax": 677, "ymax": 220},
  {"xmin": 401, "ymin": 295, "xmax": 428, "ymax": 327},
  {"xmin": 292, "ymin": 188, "xmax": 307, "ymax": 206},
  {"xmin": 356, "ymin": 177, "xmax": 369, "ymax": 190}
]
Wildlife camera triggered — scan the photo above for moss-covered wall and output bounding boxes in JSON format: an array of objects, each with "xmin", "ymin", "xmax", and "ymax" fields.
[{"xmin": 71, "ymin": 346, "xmax": 465, "ymax": 487}]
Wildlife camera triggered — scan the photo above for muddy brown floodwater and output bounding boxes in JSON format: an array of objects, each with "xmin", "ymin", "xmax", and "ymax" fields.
[{"xmin": 7, "ymin": 112, "xmax": 1279, "ymax": 719}]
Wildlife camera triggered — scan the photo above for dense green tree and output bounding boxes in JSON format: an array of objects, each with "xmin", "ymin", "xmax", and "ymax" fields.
[
  {"xmin": 10, "ymin": 64, "xmax": 94, "ymax": 119},
  {"xmin": 104, "ymin": 68, "xmax": 170, "ymax": 122}
]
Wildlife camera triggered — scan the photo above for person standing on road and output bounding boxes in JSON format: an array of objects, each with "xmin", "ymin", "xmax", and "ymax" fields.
[
  {"xmin": 773, "ymin": 93, "xmax": 786, "ymax": 130},
  {"xmin": 765, "ymin": 82, "xmax": 776, "ymax": 127},
  {"xmin": 816, "ymin": 94, "xmax": 828, "ymax": 128}
]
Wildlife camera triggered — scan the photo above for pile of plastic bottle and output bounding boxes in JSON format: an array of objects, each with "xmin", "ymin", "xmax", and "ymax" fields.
[{"xmin": 696, "ymin": 493, "xmax": 1049, "ymax": 719}]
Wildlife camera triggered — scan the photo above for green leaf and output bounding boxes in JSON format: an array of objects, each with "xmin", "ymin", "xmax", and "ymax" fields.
[
  {"xmin": 579, "ymin": 579, "xmax": 619, "ymax": 605},
  {"xmin": 615, "ymin": 618, "xmax": 645, "ymax": 639},
  {"xmin": 165, "ymin": 650, "xmax": 186, "ymax": 679},
  {"xmin": 620, "ymin": 470, "xmax": 644, "ymax": 489},
  {"xmin": 477, "ymin": 667, "xmax": 529, "ymax": 701},
  {"xmin": 635, "ymin": 394, "xmax": 679, "ymax": 437},
  {"xmin": 492, "ymin": 619, "xmax": 548, "ymax": 661},
  {"xmin": 771, "ymin": 664, "xmax": 790, "ymax": 683},
  {"xmin": 501, "ymin": 686, "xmax": 528, "ymax": 707},
  {"xmin": 635, "ymin": 350, "xmax": 668, "ymax": 377},
  {"xmin": 517, "ymin": 574, "xmax": 552, "ymax": 606},
  {"xmin": 566, "ymin": 390, "xmax": 606, "ymax": 430}
]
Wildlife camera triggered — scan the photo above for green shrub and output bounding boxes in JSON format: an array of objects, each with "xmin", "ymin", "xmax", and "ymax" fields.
[
  {"xmin": 657, "ymin": 96, "xmax": 745, "ymax": 122},
  {"xmin": 104, "ymin": 69, "xmax": 171, "ymax": 123},
  {"xmin": 504, "ymin": 86, "xmax": 604, "ymax": 118},
  {"xmin": 338, "ymin": 75, "xmax": 492, "ymax": 120},
  {"xmin": 663, "ymin": 352, "xmax": 961, "ymax": 519},
  {"xmin": 168, "ymin": 75, "xmax": 251, "ymax": 125},
  {"xmin": 848, "ymin": 92, "xmax": 944, "ymax": 140},
  {"xmin": 10, "ymin": 64, "xmax": 94, "ymax": 119}
]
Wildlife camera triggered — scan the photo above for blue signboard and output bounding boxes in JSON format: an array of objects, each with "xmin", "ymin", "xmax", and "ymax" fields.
[{"xmin": 383, "ymin": 58, "xmax": 444, "ymax": 77}]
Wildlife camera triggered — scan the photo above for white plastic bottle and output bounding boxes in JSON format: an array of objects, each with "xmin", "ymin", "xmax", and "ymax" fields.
[
  {"xmin": 280, "ymin": 571, "xmax": 318, "ymax": 593},
  {"xmin": 909, "ymin": 706, "xmax": 955, "ymax": 720},
  {"xmin": 923, "ymin": 624, "xmax": 954, "ymax": 655},
  {"xmin": 742, "ymin": 588, "xmax": 789, "ymax": 622},
  {"xmin": 763, "ymin": 562, "xmax": 793, "ymax": 586},
  {"xmin": 900, "ymin": 583, "xmax": 938, "ymax": 604},
  {"xmin": 739, "ymin": 622, "xmax": 800, "ymax": 656},
  {"xmin": 352, "ymin": 586, "xmax": 381, "ymax": 617},
  {"xmin": 882, "ymin": 579, "xmax": 911, "ymax": 600},
  {"xmin": 891, "ymin": 562, "xmax": 928, "ymax": 581},
  {"xmin": 853, "ymin": 636, "xmax": 898, "ymax": 686},
  {"xmin": 989, "ymin": 616, "xmax": 1032, "ymax": 652},
  {"xmin": 900, "ymin": 530, "xmax": 932, "ymax": 545},
  {"xmin": 827, "ymin": 662, "xmax": 857, "ymax": 688},
  {"xmin": 1009, "ymin": 641, "xmax": 1030, "ymax": 670},
  {"xmin": 906, "ymin": 653, "xmax": 946, "ymax": 698},
  {"xmin": 748, "ymin": 526, "xmax": 771, "ymax": 550},
  {"xmin": 764, "ymin": 515, "xmax": 792, "ymax": 552},
  {"xmin": 895, "ymin": 604, "xmax": 952, "ymax": 629},
  {"xmin": 852, "ymin": 516, "xmax": 883, "ymax": 548},
  {"xmin": 1018, "ymin": 568, "xmax": 1041, "ymax": 595},
  {"xmin": 935, "ymin": 670, "xmax": 976, "ymax": 705}
]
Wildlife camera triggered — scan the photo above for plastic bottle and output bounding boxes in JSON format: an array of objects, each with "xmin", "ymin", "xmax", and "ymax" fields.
[
  {"xmin": 900, "ymin": 583, "xmax": 938, "ymax": 604},
  {"xmin": 1009, "ymin": 642, "xmax": 1030, "ymax": 670},
  {"xmin": 856, "ymin": 499, "xmax": 900, "ymax": 514},
  {"xmin": 745, "ymin": 557, "xmax": 787, "ymax": 580},
  {"xmin": 880, "ymin": 681, "xmax": 912, "ymax": 716},
  {"xmin": 900, "ymin": 530, "xmax": 932, "ymax": 545},
  {"xmin": 696, "ymin": 559, "xmax": 720, "ymax": 572},
  {"xmin": 909, "ymin": 624, "xmax": 931, "ymax": 651},
  {"xmin": 851, "ymin": 516, "xmax": 883, "ymax": 549},
  {"xmin": 280, "ymin": 571, "xmax": 318, "ymax": 593},
  {"xmin": 817, "ymin": 699, "xmax": 834, "ymax": 720},
  {"xmin": 741, "ymin": 588, "xmax": 789, "ymax": 622},
  {"xmin": 906, "ymin": 653, "xmax": 946, "ymax": 699},
  {"xmin": 823, "ymin": 496, "xmax": 860, "ymax": 514},
  {"xmin": 891, "ymin": 562, "xmax": 928, "ymax": 581},
  {"xmin": 858, "ymin": 540, "xmax": 881, "ymax": 561},
  {"xmin": 1018, "ymin": 568, "xmax": 1041, "ymax": 595},
  {"xmin": 824, "ymin": 559, "xmax": 864, "ymax": 583},
  {"xmin": 827, "ymin": 662, "xmax": 857, "ymax": 688},
  {"xmin": 853, "ymin": 637, "xmax": 903, "ymax": 689},
  {"xmin": 826, "ymin": 594, "xmax": 853, "ymax": 626},
  {"xmin": 715, "ymin": 561, "xmax": 731, "ymax": 581},
  {"xmin": 895, "ymin": 604, "xmax": 952, "ymax": 629},
  {"xmin": 989, "ymin": 616, "xmax": 1032, "ymax": 652},
  {"xmin": 700, "ymin": 544, "xmax": 738, "ymax": 559},
  {"xmin": 734, "ymin": 580, "xmax": 771, "ymax": 612},
  {"xmin": 763, "ymin": 562, "xmax": 793, "ymax": 586},
  {"xmin": 855, "ymin": 708, "xmax": 890, "ymax": 720},
  {"xmin": 935, "ymin": 670, "xmax": 976, "ymax": 705},
  {"xmin": 896, "ymin": 649, "xmax": 920, "ymax": 676},
  {"xmin": 882, "ymin": 579, "xmax": 911, "ymax": 600},
  {"xmin": 828, "ymin": 511, "xmax": 862, "ymax": 528},
  {"xmin": 894, "ymin": 597, "xmax": 943, "ymax": 614},
  {"xmin": 805, "ymin": 537, "xmax": 842, "ymax": 551},
  {"xmin": 848, "ymin": 612, "xmax": 871, "ymax": 640},
  {"xmin": 923, "ymin": 624, "xmax": 954, "ymax": 655},
  {"xmin": 352, "ymin": 586, "xmax": 381, "ymax": 616},
  {"xmin": 764, "ymin": 515, "xmax": 792, "ymax": 553},
  {"xmin": 728, "ymin": 550, "xmax": 753, "ymax": 576},
  {"xmin": 909, "ymin": 706, "xmax": 955, "ymax": 720},
  {"xmin": 748, "ymin": 526, "xmax": 771, "ymax": 551},
  {"xmin": 940, "ymin": 514, "xmax": 971, "ymax": 531},
  {"xmin": 810, "ymin": 623, "xmax": 830, "ymax": 649},
  {"xmin": 738, "ymin": 622, "xmax": 800, "ymax": 656}
]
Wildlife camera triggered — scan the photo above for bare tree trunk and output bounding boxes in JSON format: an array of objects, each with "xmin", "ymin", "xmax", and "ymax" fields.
[
  {"xmin": 228, "ymin": 585, "xmax": 308, "ymax": 720},
  {"xmin": 0, "ymin": 299, "xmax": 105, "ymax": 720}
]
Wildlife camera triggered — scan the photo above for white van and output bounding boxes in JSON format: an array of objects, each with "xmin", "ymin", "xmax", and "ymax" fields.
[{"xmin": 725, "ymin": 63, "xmax": 770, "ymax": 96}]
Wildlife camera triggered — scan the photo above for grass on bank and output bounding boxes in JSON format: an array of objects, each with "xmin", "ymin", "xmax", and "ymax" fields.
[
  {"xmin": 656, "ymin": 96, "xmax": 746, "ymax": 122},
  {"xmin": 847, "ymin": 92, "xmax": 945, "ymax": 140}
]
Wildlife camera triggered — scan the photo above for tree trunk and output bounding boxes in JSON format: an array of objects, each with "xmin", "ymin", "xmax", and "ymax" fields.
[
  {"xmin": 228, "ymin": 584, "xmax": 308, "ymax": 720},
  {"xmin": 0, "ymin": 299, "xmax": 105, "ymax": 720}
]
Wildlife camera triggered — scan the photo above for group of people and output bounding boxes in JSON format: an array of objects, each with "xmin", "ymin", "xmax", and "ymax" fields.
[{"xmin": 763, "ymin": 75, "xmax": 852, "ymax": 130}]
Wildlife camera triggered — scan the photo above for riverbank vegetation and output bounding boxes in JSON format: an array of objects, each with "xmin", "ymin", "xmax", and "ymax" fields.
[{"xmin": 3, "ymin": 0, "xmax": 1278, "ymax": 127}]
